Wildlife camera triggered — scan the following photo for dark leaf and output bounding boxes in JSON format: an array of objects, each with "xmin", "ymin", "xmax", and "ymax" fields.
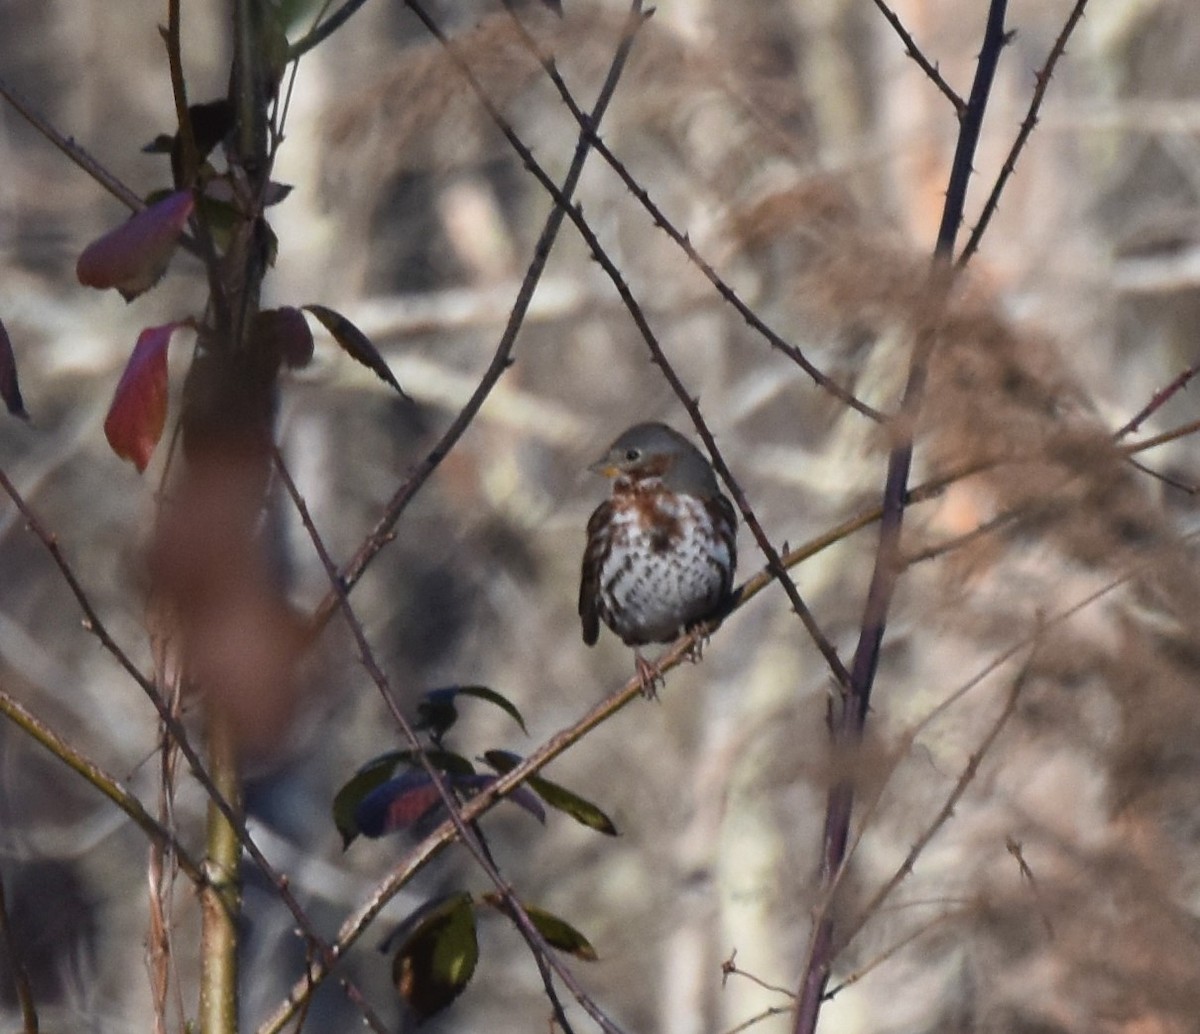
[
  {"xmin": 184, "ymin": 100, "xmax": 236, "ymax": 164},
  {"xmin": 483, "ymin": 894, "xmax": 597, "ymax": 961},
  {"xmin": 77, "ymin": 191, "xmax": 194, "ymax": 301},
  {"xmin": 392, "ymin": 893, "xmax": 478, "ymax": 1021},
  {"xmin": 141, "ymin": 99, "xmax": 234, "ymax": 184},
  {"xmin": 332, "ymin": 751, "xmax": 407, "ymax": 848},
  {"xmin": 417, "ymin": 685, "xmax": 527, "ymax": 740},
  {"xmin": 252, "ymin": 307, "xmax": 313, "ymax": 369},
  {"xmin": 0, "ymin": 320, "xmax": 28, "ymax": 419},
  {"xmin": 335, "ymin": 749, "xmax": 481, "ymax": 847},
  {"xmin": 353, "ymin": 770, "xmax": 542, "ymax": 840},
  {"xmin": 104, "ymin": 323, "xmax": 183, "ymax": 472},
  {"xmin": 262, "ymin": 181, "xmax": 293, "ymax": 207},
  {"xmin": 302, "ymin": 304, "xmax": 409, "ymax": 399},
  {"xmin": 142, "ymin": 133, "xmax": 175, "ymax": 155},
  {"xmin": 355, "ymin": 772, "xmax": 443, "ymax": 838},
  {"xmin": 484, "ymin": 750, "xmax": 618, "ymax": 836}
]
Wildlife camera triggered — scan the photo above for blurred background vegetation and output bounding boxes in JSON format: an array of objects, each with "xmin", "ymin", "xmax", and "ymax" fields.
[{"xmin": 3, "ymin": 1, "xmax": 1200, "ymax": 1032}]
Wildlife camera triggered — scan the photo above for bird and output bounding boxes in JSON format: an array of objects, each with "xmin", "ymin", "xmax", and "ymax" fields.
[{"xmin": 579, "ymin": 422, "xmax": 738, "ymax": 695}]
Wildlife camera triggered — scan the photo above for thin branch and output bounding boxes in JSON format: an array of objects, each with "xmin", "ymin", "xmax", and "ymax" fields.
[
  {"xmin": 500, "ymin": 7, "xmax": 884, "ymax": 422},
  {"xmin": 0, "ymin": 683, "xmax": 203, "ymax": 885},
  {"xmin": 287, "ymin": 0, "xmax": 372, "ymax": 61},
  {"xmin": 833, "ymin": 647, "xmax": 1034, "ymax": 956},
  {"xmin": 274, "ymin": 448, "xmax": 620, "ymax": 1034},
  {"xmin": 870, "ymin": 0, "xmax": 965, "ymax": 115},
  {"xmin": 0, "ymin": 75, "xmax": 145, "ymax": 213},
  {"xmin": 1005, "ymin": 837, "xmax": 1056, "ymax": 938},
  {"xmin": 1113, "ymin": 360, "xmax": 1200, "ymax": 440},
  {"xmin": 311, "ymin": 0, "xmax": 647, "ymax": 632},
  {"xmin": 0, "ymin": 860, "xmax": 40, "ymax": 1034},
  {"xmin": 0, "ymin": 75, "xmax": 202, "ymax": 259},
  {"xmin": 792, "ymin": 4, "xmax": 1010, "ymax": 1031},
  {"xmin": 823, "ymin": 908, "xmax": 961, "ymax": 1000},
  {"xmin": 1122, "ymin": 416, "xmax": 1200, "ymax": 456},
  {"xmin": 957, "ymin": 0, "xmax": 1090, "ymax": 267},
  {"xmin": 0, "ymin": 464, "xmax": 388, "ymax": 1033},
  {"xmin": 408, "ymin": 0, "xmax": 852, "ymax": 690}
]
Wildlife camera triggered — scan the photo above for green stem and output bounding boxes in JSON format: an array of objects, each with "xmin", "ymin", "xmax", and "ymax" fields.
[{"xmin": 200, "ymin": 707, "xmax": 243, "ymax": 1034}]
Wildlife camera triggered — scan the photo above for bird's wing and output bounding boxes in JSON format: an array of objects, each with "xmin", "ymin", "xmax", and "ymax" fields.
[{"xmin": 579, "ymin": 500, "xmax": 612, "ymax": 646}]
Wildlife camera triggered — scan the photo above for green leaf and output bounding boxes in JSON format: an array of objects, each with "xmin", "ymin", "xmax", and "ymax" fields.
[
  {"xmin": 482, "ymin": 894, "xmax": 598, "ymax": 961},
  {"xmin": 392, "ymin": 893, "xmax": 479, "ymax": 1021},
  {"xmin": 484, "ymin": 750, "xmax": 618, "ymax": 836},
  {"xmin": 524, "ymin": 903, "xmax": 598, "ymax": 961},
  {"xmin": 303, "ymin": 304, "xmax": 410, "ymax": 399}
]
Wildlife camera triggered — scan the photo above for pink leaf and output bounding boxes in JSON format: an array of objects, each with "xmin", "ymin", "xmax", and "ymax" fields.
[
  {"xmin": 104, "ymin": 323, "xmax": 182, "ymax": 472},
  {"xmin": 77, "ymin": 191, "xmax": 194, "ymax": 302}
]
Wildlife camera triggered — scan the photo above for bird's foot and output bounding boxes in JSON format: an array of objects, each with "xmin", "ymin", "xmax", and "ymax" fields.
[{"xmin": 634, "ymin": 652, "xmax": 664, "ymax": 700}]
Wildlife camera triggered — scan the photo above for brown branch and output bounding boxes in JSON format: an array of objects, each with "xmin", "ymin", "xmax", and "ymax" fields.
[
  {"xmin": 406, "ymin": 0, "xmax": 853, "ymax": 689},
  {"xmin": 0, "ymin": 74, "xmax": 202, "ymax": 259},
  {"xmin": 499, "ymin": 7, "xmax": 884, "ymax": 423},
  {"xmin": 870, "ymin": 0, "xmax": 965, "ymax": 115},
  {"xmin": 310, "ymin": 0, "xmax": 645, "ymax": 633},
  {"xmin": 1114, "ymin": 361, "xmax": 1200, "ymax": 440},
  {"xmin": 274, "ymin": 449, "xmax": 620, "ymax": 1034},
  {"xmin": 831, "ymin": 648, "xmax": 1035, "ymax": 958},
  {"xmin": 957, "ymin": 0, "xmax": 1090, "ymax": 267}
]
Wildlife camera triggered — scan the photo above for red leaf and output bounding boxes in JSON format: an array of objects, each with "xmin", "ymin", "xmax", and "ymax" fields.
[
  {"xmin": 104, "ymin": 323, "xmax": 182, "ymax": 472},
  {"xmin": 0, "ymin": 319, "xmax": 27, "ymax": 420},
  {"xmin": 77, "ymin": 191, "xmax": 194, "ymax": 302}
]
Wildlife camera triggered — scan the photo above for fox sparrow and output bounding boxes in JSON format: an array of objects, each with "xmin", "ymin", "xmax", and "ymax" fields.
[{"xmin": 579, "ymin": 422, "xmax": 738, "ymax": 692}]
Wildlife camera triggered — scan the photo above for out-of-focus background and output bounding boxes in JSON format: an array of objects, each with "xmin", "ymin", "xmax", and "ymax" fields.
[{"xmin": 3, "ymin": 1, "xmax": 1200, "ymax": 1032}]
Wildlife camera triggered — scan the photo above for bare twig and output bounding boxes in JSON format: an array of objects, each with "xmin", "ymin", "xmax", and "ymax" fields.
[
  {"xmin": 792, "ymin": 5, "xmax": 1011, "ymax": 1031},
  {"xmin": 311, "ymin": 0, "xmax": 645, "ymax": 633},
  {"xmin": 0, "ymin": 863, "xmax": 40, "ymax": 1034},
  {"xmin": 499, "ymin": 7, "xmax": 884, "ymax": 423},
  {"xmin": 409, "ymin": 0, "xmax": 852, "ymax": 690},
  {"xmin": 823, "ymin": 908, "xmax": 961, "ymax": 1000},
  {"xmin": 957, "ymin": 0, "xmax": 1090, "ymax": 267},
  {"xmin": 0, "ymin": 683, "xmax": 203, "ymax": 885},
  {"xmin": 0, "ymin": 74, "xmax": 201, "ymax": 259},
  {"xmin": 287, "ymin": 0, "xmax": 372, "ymax": 61},
  {"xmin": 1006, "ymin": 837, "xmax": 1056, "ymax": 938},
  {"xmin": 0, "ymin": 464, "xmax": 388, "ymax": 1032},
  {"xmin": 870, "ymin": 0, "xmax": 965, "ymax": 115},
  {"xmin": 1113, "ymin": 361, "xmax": 1200, "ymax": 440},
  {"xmin": 834, "ymin": 648, "xmax": 1035, "ymax": 955}
]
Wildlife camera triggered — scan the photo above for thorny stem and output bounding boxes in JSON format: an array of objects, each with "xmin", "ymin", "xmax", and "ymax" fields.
[
  {"xmin": 958, "ymin": 0, "xmax": 1091, "ymax": 267},
  {"xmin": 791, "ymin": 4, "xmax": 1010, "ymax": 1032},
  {"xmin": 499, "ymin": 8, "xmax": 884, "ymax": 423},
  {"xmin": 870, "ymin": 0, "xmax": 965, "ymax": 114},
  {"xmin": 311, "ymin": 0, "xmax": 646, "ymax": 632}
]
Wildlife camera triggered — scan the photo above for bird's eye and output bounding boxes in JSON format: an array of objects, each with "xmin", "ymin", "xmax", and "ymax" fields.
[{"xmin": 624, "ymin": 448, "xmax": 641, "ymax": 462}]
